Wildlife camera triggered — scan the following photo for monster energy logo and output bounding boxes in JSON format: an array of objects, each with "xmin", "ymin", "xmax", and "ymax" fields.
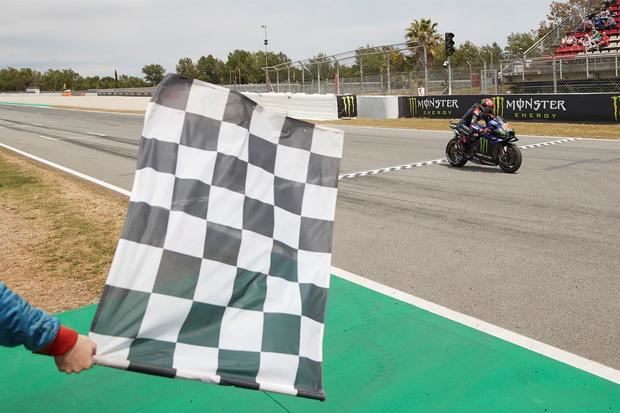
[
  {"xmin": 341, "ymin": 95, "xmax": 356, "ymax": 117},
  {"xmin": 479, "ymin": 137, "xmax": 489, "ymax": 154},
  {"xmin": 613, "ymin": 96, "xmax": 620, "ymax": 121},
  {"xmin": 493, "ymin": 96, "xmax": 505, "ymax": 117},
  {"xmin": 409, "ymin": 97, "xmax": 417, "ymax": 117}
]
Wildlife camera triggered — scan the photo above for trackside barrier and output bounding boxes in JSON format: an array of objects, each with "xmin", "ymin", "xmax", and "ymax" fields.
[
  {"xmin": 244, "ymin": 92, "xmax": 340, "ymax": 120},
  {"xmin": 4, "ymin": 92, "xmax": 618, "ymax": 123},
  {"xmin": 337, "ymin": 95, "xmax": 358, "ymax": 118},
  {"xmin": 357, "ymin": 96, "xmax": 398, "ymax": 119},
  {"xmin": 398, "ymin": 94, "xmax": 620, "ymax": 123}
]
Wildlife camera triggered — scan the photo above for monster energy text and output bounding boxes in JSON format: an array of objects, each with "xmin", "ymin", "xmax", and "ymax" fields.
[
  {"xmin": 413, "ymin": 98, "xmax": 459, "ymax": 116},
  {"xmin": 506, "ymin": 97, "xmax": 566, "ymax": 120},
  {"xmin": 613, "ymin": 96, "xmax": 620, "ymax": 122},
  {"xmin": 479, "ymin": 137, "xmax": 489, "ymax": 154},
  {"xmin": 341, "ymin": 96, "xmax": 356, "ymax": 117},
  {"xmin": 493, "ymin": 96, "xmax": 505, "ymax": 117},
  {"xmin": 409, "ymin": 97, "xmax": 416, "ymax": 117}
]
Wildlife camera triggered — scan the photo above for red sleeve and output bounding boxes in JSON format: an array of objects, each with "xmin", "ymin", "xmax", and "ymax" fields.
[{"xmin": 38, "ymin": 326, "xmax": 78, "ymax": 356}]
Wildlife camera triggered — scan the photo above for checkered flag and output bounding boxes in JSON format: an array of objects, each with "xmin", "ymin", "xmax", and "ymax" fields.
[{"xmin": 90, "ymin": 74, "xmax": 343, "ymax": 400}]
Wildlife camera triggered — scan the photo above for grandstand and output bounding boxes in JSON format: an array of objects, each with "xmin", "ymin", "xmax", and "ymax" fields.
[
  {"xmin": 555, "ymin": 1, "xmax": 620, "ymax": 56},
  {"xmin": 501, "ymin": 0, "xmax": 620, "ymax": 93}
]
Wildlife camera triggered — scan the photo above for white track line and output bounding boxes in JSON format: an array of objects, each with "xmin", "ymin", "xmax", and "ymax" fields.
[
  {"xmin": 339, "ymin": 138, "xmax": 580, "ymax": 180},
  {"xmin": 38, "ymin": 135, "xmax": 58, "ymax": 141},
  {"xmin": 0, "ymin": 142, "xmax": 131, "ymax": 196},
  {"xmin": 519, "ymin": 138, "xmax": 579, "ymax": 150},
  {"xmin": 332, "ymin": 266, "xmax": 620, "ymax": 385},
  {"xmin": 339, "ymin": 159, "xmax": 447, "ymax": 180},
  {"xmin": 87, "ymin": 132, "xmax": 107, "ymax": 137},
  {"xmin": 1, "ymin": 141, "xmax": 618, "ymax": 385}
]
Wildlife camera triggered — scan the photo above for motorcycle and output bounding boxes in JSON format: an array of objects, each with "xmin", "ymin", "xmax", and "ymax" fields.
[{"xmin": 446, "ymin": 117, "xmax": 522, "ymax": 173}]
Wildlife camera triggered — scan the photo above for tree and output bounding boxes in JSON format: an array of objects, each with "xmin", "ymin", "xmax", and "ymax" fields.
[
  {"xmin": 176, "ymin": 57, "xmax": 199, "ymax": 79},
  {"xmin": 405, "ymin": 18, "xmax": 443, "ymax": 65},
  {"xmin": 118, "ymin": 75, "xmax": 148, "ymax": 88},
  {"xmin": 142, "ymin": 64, "xmax": 166, "ymax": 86},
  {"xmin": 225, "ymin": 49, "xmax": 255, "ymax": 84},
  {"xmin": 307, "ymin": 53, "xmax": 334, "ymax": 81},
  {"xmin": 254, "ymin": 51, "xmax": 292, "ymax": 84},
  {"xmin": 197, "ymin": 55, "xmax": 226, "ymax": 84},
  {"xmin": 355, "ymin": 45, "xmax": 387, "ymax": 76},
  {"xmin": 538, "ymin": 0, "xmax": 591, "ymax": 35},
  {"xmin": 452, "ymin": 41, "xmax": 481, "ymax": 68},
  {"xmin": 41, "ymin": 69, "xmax": 80, "ymax": 91},
  {"xmin": 505, "ymin": 31, "xmax": 539, "ymax": 58},
  {"xmin": 479, "ymin": 42, "xmax": 504, "ymax": 68}
]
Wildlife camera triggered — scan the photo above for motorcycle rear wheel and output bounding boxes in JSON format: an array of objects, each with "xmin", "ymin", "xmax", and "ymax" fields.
[
  {"xmin": 446, "ymin": 137, "xmax": 467, "ymax": 167},
  {"xmin": 498, "ymin": 143, "xmax": 522, "ymax": 173}
]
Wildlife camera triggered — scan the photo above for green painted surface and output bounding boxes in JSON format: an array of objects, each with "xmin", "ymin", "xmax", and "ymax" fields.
[
  {"xmin": 1, "ymin": 276, "xmax": 619, "ymax": 412},
  {"xmin": 0, "ymin": 101, "xmax": 51, "ymax": 108}
]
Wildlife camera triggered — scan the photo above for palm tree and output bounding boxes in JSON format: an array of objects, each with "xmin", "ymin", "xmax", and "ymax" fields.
[{"xmin": 405, "ymin": 18, "xmax": 443, "ymax": 65}]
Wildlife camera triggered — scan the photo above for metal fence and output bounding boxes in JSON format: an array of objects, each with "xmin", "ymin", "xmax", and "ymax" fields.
[
  {"xmin": 93, "ymin": 52, "xmax": 619, "ymax": 97},
  {"xmin": 223, "ymin": 65, "xmax": 505, "ymax": 97},
  {"xmin": 501, "ymin": 53, "xmax": 620, "ymax": 93}
]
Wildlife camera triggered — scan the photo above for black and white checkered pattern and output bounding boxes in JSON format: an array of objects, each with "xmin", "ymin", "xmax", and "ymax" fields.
[{"xmin": 89, "ymin": 74, "xmax": 343, "ymax": 400}]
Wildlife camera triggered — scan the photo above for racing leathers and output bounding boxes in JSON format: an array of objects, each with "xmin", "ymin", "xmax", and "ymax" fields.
[{"xmin": 457, "ymin": 103, "xmax": 494, "ymax": 149}]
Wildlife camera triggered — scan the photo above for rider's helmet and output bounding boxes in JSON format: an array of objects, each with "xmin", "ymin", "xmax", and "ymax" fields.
[{"xmin": 480, "ymin": 98, "xmax": 495, "ymax": 115}]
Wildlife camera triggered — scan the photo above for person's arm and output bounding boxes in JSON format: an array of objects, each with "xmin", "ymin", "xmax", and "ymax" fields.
[{"xmin": 0, "ymin": 283, "xmax": 96, "ymax": 373}]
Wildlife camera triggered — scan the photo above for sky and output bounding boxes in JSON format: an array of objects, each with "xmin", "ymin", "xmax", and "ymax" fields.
[{"xmin": 0, "ymin": 0, "xmax": 551, "ymax": 77}]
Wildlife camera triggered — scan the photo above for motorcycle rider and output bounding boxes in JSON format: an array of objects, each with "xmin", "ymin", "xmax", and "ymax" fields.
[{"xmin": 457, "ymin": 98, "xmax": 496, "ymax": 151}]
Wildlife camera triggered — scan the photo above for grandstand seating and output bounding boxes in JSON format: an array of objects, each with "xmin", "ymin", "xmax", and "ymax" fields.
[{"xmin": 554, "ymin": 0, "xmax": 620, "ymax": 57}]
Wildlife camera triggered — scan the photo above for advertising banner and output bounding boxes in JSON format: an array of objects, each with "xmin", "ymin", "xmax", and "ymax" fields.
[
  {"xmin": 337, "ymin": 95, "xmax": 358, "ymax": 118},
  {"xmin": 398, "ymin": 94, "xmax": 620, "ymax": 123}
]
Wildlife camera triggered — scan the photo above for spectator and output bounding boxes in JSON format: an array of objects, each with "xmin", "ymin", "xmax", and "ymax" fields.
[
  {"xmin": 594, "ymin": 15, "xmax": 605, "ymax": 29},
  {"xmin": 604, "ymin": 16, "xmax": 617, "ymax": 29},
  {"xmin": 584, "ymin": 32, "xmax": 599, "ymax": 51},
  {"xmin": 599, "ymin": 32, "xmax": 611, "ymax": 49},
  {"xmin": 0, "ymin": 283, "xmax": 96, "ymax": 373},
  {"xmin": 566, "ymin": 34, "xmax": 576, "ymax": 47},
  {"xmin": 578, "ymin": 17, "xmax": 594, "ymax": 32}
]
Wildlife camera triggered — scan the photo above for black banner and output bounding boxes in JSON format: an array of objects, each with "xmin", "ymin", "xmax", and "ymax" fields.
[
  {"xmin": 398, "ymin": 94, "xmax": 620, "ymax": 123},
  {"xmin": 337, "ymin": 95, "xmax": 358, "ymax": 118}
]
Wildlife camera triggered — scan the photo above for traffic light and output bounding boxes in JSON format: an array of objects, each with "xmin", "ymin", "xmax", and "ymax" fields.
[{"xmin": 445, "ymin": 33, "xmax": 455, "ymax": 57}]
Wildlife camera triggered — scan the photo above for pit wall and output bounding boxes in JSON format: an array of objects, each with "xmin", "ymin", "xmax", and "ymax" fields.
[{"xmin": 2, "ymin": 93, "xmax": 619, "ymax": 123}]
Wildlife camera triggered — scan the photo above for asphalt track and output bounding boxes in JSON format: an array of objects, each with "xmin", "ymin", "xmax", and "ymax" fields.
[{"xmin": 0, "ymin": 104, "xmax": 619, "ymax": 375}]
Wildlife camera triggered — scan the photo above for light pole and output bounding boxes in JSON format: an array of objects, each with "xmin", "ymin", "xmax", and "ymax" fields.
[
  {"xmin": 261, "ymin": 25, "xmax": 268, "ymax": 86},
  {"xmin": 465, "ymin": 60, "xmax": 473, "ymax": 93}
]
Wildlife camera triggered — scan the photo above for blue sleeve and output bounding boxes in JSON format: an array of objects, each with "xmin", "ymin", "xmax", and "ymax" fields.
[{"xmin": 0, "ymin": 283, "xmax": 60, "ymax": 352}]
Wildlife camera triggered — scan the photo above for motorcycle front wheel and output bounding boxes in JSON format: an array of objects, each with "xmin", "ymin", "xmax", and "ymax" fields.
[
  {"xmin": 446, "ymin": 137, "xmax": 467, "ymax": 167},
  {"xmin": 498, "ymin": 143, "xmax": 522, "ymax": 173}
]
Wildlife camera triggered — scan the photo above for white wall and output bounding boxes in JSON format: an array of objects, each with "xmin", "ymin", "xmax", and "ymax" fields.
[
  {"xmin": 0, "ymin": 93, "xmax": 339, "ymax": 120},
  {"xmin": 0, "ymin": 95, "xmax": 150, "ymax": 112},
  {"xmin": 244, "ymin": 92, "xmax": 338, "ymax": 120},
  {"xmin": 357, "ymin": 96, "xmax": 399, "ymax": 119}
]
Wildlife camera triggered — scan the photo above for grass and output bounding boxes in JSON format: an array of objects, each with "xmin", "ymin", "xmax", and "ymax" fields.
[
  {"xmin": 0, "ymin": 149, "xmax": 127, "ymax": 313},
  {"xmin": 320, "ymin": 118, "xmax": 620, "ymax": 140}
]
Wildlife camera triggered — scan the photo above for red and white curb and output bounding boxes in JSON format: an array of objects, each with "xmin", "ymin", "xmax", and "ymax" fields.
[{"xmin": 338, "ymin": 138, "xmax": 580, "ymax": 180}]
